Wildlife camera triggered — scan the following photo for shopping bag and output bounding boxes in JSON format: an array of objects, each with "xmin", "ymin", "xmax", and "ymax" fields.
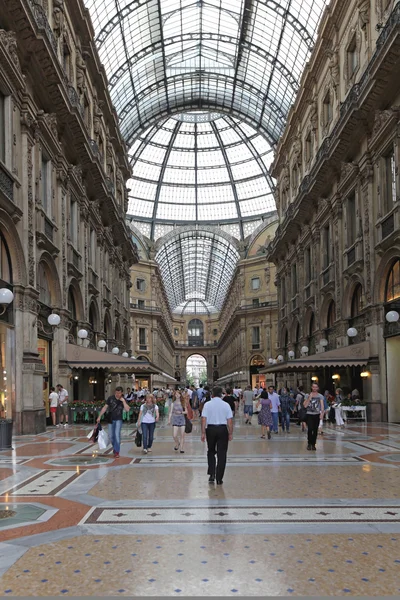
[
  {"xmin": 90, "ymin": 423, "xmax": 100, "ymax": 443},
  {"xmin": 98, "ymin": 428, "xmax": 109, "ymax": 450},
  {"xmin": 135, "ymin": 428, "xmax": 142, "ymax": 447},
  {"xmin": 185, "ymin": 416, "xmax": 193, "ymax": 434},
  {"xmin": 87, "ymin": 428, "xmax": 95, "ymax": 440}
]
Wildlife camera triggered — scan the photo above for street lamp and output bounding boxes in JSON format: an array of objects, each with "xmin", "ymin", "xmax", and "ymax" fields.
[
  {"xmin": 122, "ymin": 352, "xmax": 129, "ymax": 358},
  {"xmin": 112, "ymin": 347, "xmax": 119, "ymax": 355},
  {"xmin": 0, "ymin": 288, "xmax": 14, "ymax": 315},
  {"xmin": 386, "ymin": 310, "xmax": 400, "ymax": 323},
  {"xmin": 347, "ymin": 327, "xmax": 358, "ymax": 338},
  {"xmin": 288, "ymin": 350, "xmax": 295, "ymax": 359},
  {"xmin": 320, "ymin": 338, "xmax": 328, "ymax": 347},
  {"xmin": 98, "ymin": 339, "xmax": 106, "ymax": 349},
  {"xmin": 47, "ymin": 313, "xmax": 61, "ymax": 326},
  {"xmin": 301, "ymin": 346, "xmax": 309, "ymax": 355},
  {"xmin": 78, "ymin": 329, "xmax": 88, "ymax": 339}
]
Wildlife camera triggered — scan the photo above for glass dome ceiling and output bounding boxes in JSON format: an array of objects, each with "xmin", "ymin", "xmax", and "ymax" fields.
[{"xmin": 127, "ymin": 113, "xmax": 275, "ymax": 239}]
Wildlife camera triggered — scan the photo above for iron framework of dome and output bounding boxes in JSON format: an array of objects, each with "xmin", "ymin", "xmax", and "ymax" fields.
[
  {"xmin": 127, "ymin": 113, "xmax": 275, "ymax": 240},
  {"xmin": 84, "ymin": 0, "xmax": 329, "ymax": 146}
]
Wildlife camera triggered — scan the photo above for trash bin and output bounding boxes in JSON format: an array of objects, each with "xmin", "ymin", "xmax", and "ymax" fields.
[{"xmin": 0, "ymin": 419, "xmax": 13, "ymax": 450}]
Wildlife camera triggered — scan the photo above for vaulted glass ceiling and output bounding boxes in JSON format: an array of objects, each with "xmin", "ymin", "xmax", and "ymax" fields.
[
  {"xmin": 84, "ymin": 0, "xmax": 329, "ymax": 145},
  {"xmin": 155, "ymin": 230, "xmax": 240, "ymax": 314},
  {"xmin": 127, "ymin": 113, "xmax": 275, "ymax": 239}
]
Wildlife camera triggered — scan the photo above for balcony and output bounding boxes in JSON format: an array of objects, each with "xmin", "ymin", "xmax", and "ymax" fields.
[
  {"xmin": 240, "ymin": 301, "xmax": 278, "ymax": 310},
  {"xmin": 88, "ymin": 268, "xmax": 99, "ymax": 295},
  {"xmin": 321, "ymin": 263, "xmax": 335, "ymax": 291},
  {"xmin": 304, "ymin": 281, "xmax": 314, "ymax": 302},
  {"xmin": 67, "ymin": 244, "xmax": 82, "ymax": 279},
  {"xmin": 382, "ymin": 213, "xmax": 395, "ymax": 239},
  {"xmin": 0, "ymin": 161, "xmax": 14, "ymax": 203},
  {"xmin": 347, "ymin": 246, "xmax": 356, "ymax": 266}
]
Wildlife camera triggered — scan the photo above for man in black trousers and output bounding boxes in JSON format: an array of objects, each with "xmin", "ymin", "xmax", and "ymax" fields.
[{"xmin": 201, "ymin": 386, "xmax": 233, "ymax": 485}]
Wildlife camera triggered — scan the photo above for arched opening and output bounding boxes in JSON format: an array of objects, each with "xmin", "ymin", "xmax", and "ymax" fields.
[
  {"xmin": 293, "ymin": 320, "xmax": 300, "ymax": 358},
  {"xmin": 104, "ymin": 311, "xmax": 112, "ymax": 339},
  {"xmin": 386, "ymin": 258, "xmax": 400, "ymax": 302},
  {"xmin": 89, "ymin": 301, "xmax": 99, "ymax": 332},
  {"xmin": 123, "ymin": 326, "xmax": 130, "ymax": 352},
  {"xmin": 308, "ymin": 311, "xmax": 316, "ymax": 355},
  {"xmin": 250, "ymin": 354, "xmax": 266, "ymax": 390},
  {"xmin": 0, "ymin": 230, "xmax": 14, "ymax": 420},
  {"xmin": 115, "ymin": 320, "xmax": 122, "ymax": 345},
  {"xmin": 327, "ymin": 300, "xmax": 336, "ymax": 328},
  {"xmin": 38, "ymin": 262, "xmax": 52, "ymax": 307},
  {"xmin": 186, "ymin": 354, "xmax": 207, "ymax": 387},
  {"xmin": 188, "ymin": 319, "xmax": 204, "ymax": 346}
]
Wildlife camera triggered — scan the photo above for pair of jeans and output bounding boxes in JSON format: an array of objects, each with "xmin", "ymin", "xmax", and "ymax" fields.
[
  {"xmin": 206, "ymin": 425, "xmax": 229, "ymax": 482},
  {"xmin": 272, "ymin": 412, "xmax": 279, "ymax": 432},
  {"xmin": 281, "ymin": 411, "xmax": 290, "ymax": 431},
  {"xmin": 306, "ymin": 413, "xmax": 320, "ymax": 446},
  {"xmin": 141, "ymin": 421, "xmax": 156, "ymax": 450},
  {"xmin": 108, "ymin": 419, "xmax": 123, "ymax": 454}
]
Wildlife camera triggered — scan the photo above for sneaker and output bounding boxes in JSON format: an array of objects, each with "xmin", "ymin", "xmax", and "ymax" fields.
[
  {"xmin": 64, "ymin": 423, "xmax": 68, "ymax": 428},
  {"xmin": 56, "ymin": 424, "xmax": 60, "ymax": 428},
  {"xmin": 114, "ymin": 452, "xmax": 120, "ymax": 458},
  {"xmin": 143, "ymin": 449, "xmax": 148, "ymax": 454},
  {"xmin": 148, "ymin": 448, "xmax": 152, "ymax": 452}
]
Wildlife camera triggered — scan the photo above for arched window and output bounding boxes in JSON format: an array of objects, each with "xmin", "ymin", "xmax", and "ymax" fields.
[
  {"xmin": 124, "ymin": 326, "xmax": 129, "ymax": 350},
  {"xmin": 68, "ymin": 287, "xmax": 76, "ymax": 320},
  {"xmin": 309, "ymin": 313, "xmax": 315, "ymax": 338},
  {"xmin": 104, "ymin": 311, "xmax": 112, "ymax": 339},
  {"xmin": 0, "ymin": 232, "xmax": 12, "ymax": 284},
  {"xmin": 351, "ymin": 284, "xmax": 363, "ymax": 317},
  {"xmin": 89, "ymin": 301, "xmax": 99, "ymax": 332},
  {"xmin": 38, "ymin": 263, "xmax": 51, "ymax": 306},
  {"xmin": 115, "ymin": 321, "xmax": 121, "ymax": 344},
  {"xmin": 308, "ymin": 312, "xmax": 316, "ymax": 355},
  {"xmin": 386, "ymin": 259, "xmax": 400, "ymax": 302},
  {"xmin": 188, "ymin": 318, "xmax": 204, "ymax": 346},
  {"xmin": 327, "ymin": 300, "xmax": 336, "ymax": 328}
]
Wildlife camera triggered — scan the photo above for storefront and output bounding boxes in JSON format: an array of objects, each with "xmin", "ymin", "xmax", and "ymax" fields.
[
  {"xmin": 250, "ymin": 355, "xmax": 266, "ymax": 389},
  {"xmin": 0, "ymin": 232, "xmax": 15, "ymax": 422}
]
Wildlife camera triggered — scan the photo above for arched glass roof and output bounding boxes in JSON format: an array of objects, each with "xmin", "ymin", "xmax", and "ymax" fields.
[
  {"xmin": 84, "ymin": 0, "xmax": 329, "ymax": 145},
  {"xmin": 127, "ymin": 113, "xmax": 275, "ymax": 239},
  {"xmin": 155, "ymin": 229, "xmax": 240, "ymax": 314}
]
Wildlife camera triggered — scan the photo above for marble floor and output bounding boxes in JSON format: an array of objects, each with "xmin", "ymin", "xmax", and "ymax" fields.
[{"xmin": 1, "ymin": 416, "xmax": 400, "ymax": 596}]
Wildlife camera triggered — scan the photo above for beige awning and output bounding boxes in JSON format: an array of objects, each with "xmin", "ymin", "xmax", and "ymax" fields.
[
  {"xmin": 260, "ymin": 341, "xmax": 371, "ymax": 373},
  {"xmin": 66, "ymin": 344, "xmax": 159, "ymax": 374}
]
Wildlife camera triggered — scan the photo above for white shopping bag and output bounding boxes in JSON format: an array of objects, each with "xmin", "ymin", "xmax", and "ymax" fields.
[
  {"xmin": 87, "ymin": 428, "xmax": 95, "ymax": 439},
  {"xmin": 98, "ymin": 428, "xmax": 109, "ymax": 450}
]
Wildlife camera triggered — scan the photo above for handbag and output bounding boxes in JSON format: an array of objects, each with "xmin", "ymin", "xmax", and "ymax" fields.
[
  {"xmin": 185, "ymin": 415, "xmax": 193, "ymax": 434},
  {"xmin": 135, "ymin": 428, "xmax": 142, "ymax": 447},
  {"xmin": 298, "ymin": 406, "xmax": 307, "ymax": 422}
]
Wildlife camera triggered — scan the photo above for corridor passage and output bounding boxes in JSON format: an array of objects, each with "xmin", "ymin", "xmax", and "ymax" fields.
[{"xmin": 1, "ymin": 415, "xmax": 400, "ymax": 597}]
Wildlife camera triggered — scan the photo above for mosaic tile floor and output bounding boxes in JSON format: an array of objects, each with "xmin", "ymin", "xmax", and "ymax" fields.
[{"xmin": 1, "ymin": 416, "xmax": 400, "ymax": 596}]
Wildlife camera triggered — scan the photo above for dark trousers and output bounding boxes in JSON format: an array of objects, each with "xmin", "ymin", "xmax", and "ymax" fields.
[
  {"xmin": 206, "ymin": 425, "xmax": 229, "ymax": 482},
  {"xmin": 306, "ymin": 414, "xmax": 320, "ymax": 446},
  {"xmin": 141, "ymin": 422, "xmax": 155, "ymax": 450}
]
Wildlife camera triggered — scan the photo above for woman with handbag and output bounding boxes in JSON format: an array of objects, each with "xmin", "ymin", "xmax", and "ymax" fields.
[
  {"xmin": 168, "ymin": 390, "xmax": 187, "ymax": 453},
  {"xmin": 136, "ymin": 394, "xmax": 159, "ymax": 454}
]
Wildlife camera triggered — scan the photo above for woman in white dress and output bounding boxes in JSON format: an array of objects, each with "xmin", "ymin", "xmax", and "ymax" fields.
[{"xmin": 334, "ymin": 388, "xmax": 345, "ymax": 427}]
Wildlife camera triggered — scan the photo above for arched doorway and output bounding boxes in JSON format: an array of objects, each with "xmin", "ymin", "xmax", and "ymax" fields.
[
  {"xmin": 250, "ymin": 355, "xmax": 266, "ymax": 390},
  {"xmin": 188, "ymin": 319, "xmax": 204, "ymax": 346},
  {"xmin": 186, "ymin": 354, "xmax": 207, "ymax": 387},
  {"xmin": 385, "ymin": 258, "xmax": 400, "ymax": 422},
  {"xmin": 0, "ymin": 231, "xmax": 14, "ymax": 420}
]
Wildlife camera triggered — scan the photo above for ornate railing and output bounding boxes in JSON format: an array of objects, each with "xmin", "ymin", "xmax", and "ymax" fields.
[
  {"xmin": 381, "ymin": 213, "xmax": 395, "ymax": 239},
  {"xmin": 347, "ymin": 246, "xmax": 356, "ymax": 266},
  {"xmin": 44, "ymin": 217, "xmax": 53, "ymax": 241},
  {"xmin": 27, "ymin": 1, "xmax": 58, "ymax": 55}
]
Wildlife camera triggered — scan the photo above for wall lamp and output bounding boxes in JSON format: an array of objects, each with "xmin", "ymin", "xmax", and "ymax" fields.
[
  {"xmin": 332, "ymin": 374, "xmax": 340, "ymax": 380},
  {"xmin": 311, "ymin": 376, "xmax": 318, "ymax": 382},
  {"xmin": 360, "ymin": 371, "xmax": 371, "ymax": 378}
]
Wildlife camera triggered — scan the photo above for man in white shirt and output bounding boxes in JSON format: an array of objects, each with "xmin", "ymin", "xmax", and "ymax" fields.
[
  {"xmin": 201, "ymin": 386, "xmax": 233, "ymax": 485},
  {"xmin": 49, "ymin": 387, "xmax": 59, "ymax": 427},
  {"xmin": 56, "ymin": 384, "xmax": 69, "ymax": 427},
  {"xmin": 267, "ymin": 385, "xmax": 281, "ymax": 433}
]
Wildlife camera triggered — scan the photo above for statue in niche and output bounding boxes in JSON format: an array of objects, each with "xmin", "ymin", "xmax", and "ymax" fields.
[
  {"xmin": 328, "ymin": 49, "xmax": 340, "ymax": 92},
  {"xmin": 264, "ymin": 266, "xmax": 271, "ymax": 284},
  {"xmin": 358, "ymin": 0, "xmax": 370, "ymax": 31},
  {"xmin": 292, "ymin": 133, "xmax": 302, "ymax": 166},
  {"xmin": 309, "ymin": 95, "xmax": 318, "ymax": 131},
  {"xmin": 53, "ymin": 0, "xmax": 65, "ymax": 38},
  {"xmin": 282, "ymin": 163, "xmax": 290, "ymax": 191},
  {"xmin": 93, "ymin": 95, "xmax": 104, "ymax": 138},
  {"xmin": 76, "ymin": 39, "xmax": 87, "ymax": 94}
]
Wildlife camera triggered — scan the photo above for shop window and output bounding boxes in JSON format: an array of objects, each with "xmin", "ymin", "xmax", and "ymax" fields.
[
  {"xmin": 347, "ymin": 35, "xmax": 358, "ymax": 78},
  {"xmin": 386, "ymin": 258, "xmax": 400, "ymax": 302},
  {"xmin": 347, "ymin": 192, "xmax": 357, "ymax": 246},
  {"xmin": 351, "ymin": 284, "xmax": 363, "ymax": 317},
  {"xmin": 136, "ymin": 278, "xmax": 145, "ymax": 292},
  {"xmin": 0, "ymin": 92, "xmax": 5, "ymax": 163},
  {"xmin": 0, "ymin": 233, "xmax": 12, "ymax": 284},
  {"xmin": 251, "ymin": 277, "xmax": 260, "ymax": 290},
  {"xmin": 323, "ymin": 91, "xmax": 332, "ymax": 127},
  {"xmin": 38, "ymin": 263, "xmax": 51, "ymax": 307}
]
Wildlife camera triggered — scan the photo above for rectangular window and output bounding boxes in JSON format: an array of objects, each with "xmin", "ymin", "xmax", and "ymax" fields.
[
  {"xmin": 322, "ymin": 225, "xmax": 331, "ymax": 270},
  {"xmin": 0, "ymin": 92, "xmax": 5, "ymax": 163},
  {"xmin": 281, "ymin": 276, "xmax": 286, "ymax": 306},
  {"xmin": 175, "ymin": 355, "xmax": 180, "ymax": 367},
  {"xmin": 174, "ymin": 328, "xmax": 179, "ymax": 336},
  {"xmin": 41, "ymin": 155, "xmax": 51, "ymax": 217},
  {"xmin": 69, "ymin": 198, "xmax": 78, "ymax": 247},
  {"xmin": 138, "ymin": 300, "xmax": 145, "ymax": 309},
  {"xmin": 213, "ymin": 328, "xmax": 218, "ymax": 336},
  {"xmin": 347, "ymin": 192, "xmax": 357, "ymax": 246},
  {"xmin": 251, "ymin": 326, "xmax": 260, "ymax": 349},
  {"xmin": 213, "ymin": 355, "xmax": 218, "ymax": 367},
  {"xmin": 323, "ymin": 91, "xmax": 332, "ymax": 127},
  {"xmin": 89, "ymin": 229, "xmax": 97, "ymax": 270},
  {"xmin": 251, "ymin": 277, "xmax": 260, "ymax": 290},
  {"xmin": 384, "ymin": 147, "xmax": 397, "ymax": 213},
  {"xmin": 292, "ymin": 263, "xmax": 297, "ymax": 296},
  {"xmin": 305, "ymin": 246, "xmax": 312, "ymax": 284},
  {"xmin": 136, "ymin": 278, "xmax": 145, "ymax": 292},
  {"xmin": 139, "ymin": 328, "xmax": 146, "ymax": 347},
  {"xmin": 252, "ymin": 298, "xmax": 260, "ymax": 307},
  {"xmin": 347, "ymin": 36, "xmax": 358, "ymax": 77}
]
